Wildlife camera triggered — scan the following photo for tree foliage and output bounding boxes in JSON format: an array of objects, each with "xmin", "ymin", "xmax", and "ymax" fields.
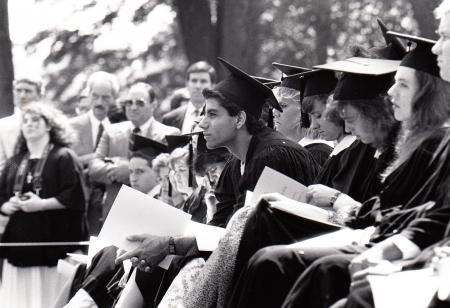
[{"xmin": 12, "ymin": 0, "xmax": 429, "ymax": 116}]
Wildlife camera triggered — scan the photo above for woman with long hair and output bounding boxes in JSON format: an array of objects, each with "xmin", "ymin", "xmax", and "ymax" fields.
[{"xmin": 0, "ymin": 103, "xmax": 87, "ymax": 308}]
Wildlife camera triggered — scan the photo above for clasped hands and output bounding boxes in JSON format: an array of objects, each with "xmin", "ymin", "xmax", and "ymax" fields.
[
  {"xmin": 115, "ymin": 234, "xmax": 172, "ymax": 273},
  {"xmin": 1, "ymin": 192, "xmax": 46, "ymax": 215}
]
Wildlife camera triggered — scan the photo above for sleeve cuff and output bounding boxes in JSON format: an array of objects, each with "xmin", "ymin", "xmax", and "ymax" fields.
[{"xmin": 390, "ymin": 234, "xmax": 421, "ymax": 260}]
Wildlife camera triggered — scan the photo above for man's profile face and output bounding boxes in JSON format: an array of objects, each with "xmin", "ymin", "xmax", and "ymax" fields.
[
  {"xmin": 198, "ymin": 98, "xmax": 238, "ymax": 149},
  {"xmin": 13, "ymin": 81, "xmax": 40, "ymax": 109},
  {"xmin": 433, "ymin": 12, "xmax": 450, "ymax": 82},
  {"xmin": 186, "ymin": 72, "xmax": 212, "ymax": 106}
]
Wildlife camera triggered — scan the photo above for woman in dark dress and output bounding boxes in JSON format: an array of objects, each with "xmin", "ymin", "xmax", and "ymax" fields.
[{"xmin": 0, "ymin": 103, "xmax": 87, "ymax": 308}]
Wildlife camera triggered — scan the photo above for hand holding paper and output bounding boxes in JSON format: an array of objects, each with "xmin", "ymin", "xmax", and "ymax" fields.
[{"xmin": 115, "ymin": 234, "xmax": 171, "ymax": 272}]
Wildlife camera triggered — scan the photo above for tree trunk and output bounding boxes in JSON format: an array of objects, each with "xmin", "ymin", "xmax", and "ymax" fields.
[
  {"xmin": 0, "ymin": 0, "xmax": 14, "ymax": 117},
  {"xmin": 313, "ymin": 0, "xmax": 332, "ymax": 64},
  {"xmin": 409, "ymin": 0, "xmax": 440, "ymax": 39},
  {"xmin": 216, "ymin": 0, "xmax": 265, "ymax": 77},
  {"xmin": 173, "ymin": 0, "xmax": 216, "ymax": 65}
]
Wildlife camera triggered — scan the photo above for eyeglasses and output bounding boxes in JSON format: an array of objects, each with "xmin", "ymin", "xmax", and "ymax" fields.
[{"xmin": 123, "ymin": 99, "xmax": 147, "ymax": 108}]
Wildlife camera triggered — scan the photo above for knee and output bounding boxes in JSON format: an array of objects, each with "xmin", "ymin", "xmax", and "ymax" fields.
[{"xmin": 247, "ymin": 245, "xmax": 297, "ymax": 274}]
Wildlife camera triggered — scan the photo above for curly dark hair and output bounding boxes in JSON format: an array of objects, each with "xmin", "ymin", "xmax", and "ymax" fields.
[
  {"xmin": 336, "ymin": 95, "xmax": 398, "ymax": 150},
  {"xmin": 14, "ymin": 103, "xmax": 75, "ymax": 155},
  {"xmin": 202, "ymin": 88, "xmax": 266, "ymax": 135}
]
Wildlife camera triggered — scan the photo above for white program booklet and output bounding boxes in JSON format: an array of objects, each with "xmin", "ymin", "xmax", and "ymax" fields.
[
  {"xmin": 98, "ymin": 185, "xmax": 192, "ymax": 269},
  {"xmin": 250, "ymin": 166, "xmax": 308, "ymax": 205}
]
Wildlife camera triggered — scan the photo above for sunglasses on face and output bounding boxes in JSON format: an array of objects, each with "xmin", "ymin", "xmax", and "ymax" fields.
[{"xmin": 123, "ymin": 99, "xmax": 147, "ymax": 108}]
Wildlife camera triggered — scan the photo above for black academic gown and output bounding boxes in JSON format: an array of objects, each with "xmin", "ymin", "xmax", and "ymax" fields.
[
  {"xmin": 316, "ymin": 138, "xmax": 396, "ymax": 203},
  {"xmin": 229, "ymin": 129, "xmax": 398, "ymax": 291},
  {"xmin": 209, "ymin": 127, "xmax": 320, "ymax": 227},
  {"xmin": 229, "ymin": 129, "xmax": 450, "ymax": 308},
  {"xmin": 304, "ymin": 142, "xmax": 333, "ymax": 167}
]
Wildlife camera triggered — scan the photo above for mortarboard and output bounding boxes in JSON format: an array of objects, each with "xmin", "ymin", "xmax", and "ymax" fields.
[
  {"xmin": 130, "ymin": 134, "xmax": 168, "ymax": 158},
  {"xmin": 166, "ymin": 132, "xmax": 202, "ymax": 187},
  {"xmin": 372, "ymin": 18, "xmax": 407, "ymax": 60},
  {"xmin": 387, "ymin": 31, "xmax": 439, "ymax": 77},
  {"xmin": 315, "ymin": 57, "xmax": 400, "ymax": 100},
  {"xmin": 272, "ymin": 63, "xmax": 312, "ymax": 128},
  {"xmin": 298, "ymin": 69, "xmax": 338, "ymax": 98},
  {"xmin": 272, "ymin": 62, "xmax": 310, "ymax": 91},
  {"xmin": 214, "ymin": 57, "xmax": 282, "ymax": 118}
]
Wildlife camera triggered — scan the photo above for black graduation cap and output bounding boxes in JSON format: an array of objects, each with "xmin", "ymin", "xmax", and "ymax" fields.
[
  {"xmin": 165, "ymin": 132, "xmax": 202, "ymax": 188},
  {"xmin": 315, "ymin": 57, "xmax": 400, "ymax": 100},
  {"xmin": 166, "ymin": 135, "xmax": 191, "ymax": 153},
  {"xmin": 130, "ymin": 134, "xmax": 168, "ymax": 158},
  {"xmin": 387, "ymin": 31, "xmax": 439, "ymax": 77},
  {"xmin": 372, "ymin": 18, "xmax": 407, "ymax": 60},
  {"xmin": 298, "ymin": 69, "xmax": 338, "ymax": 98},
  {"xmin": 215, "ymin": 57, "xmax": 282, "ymax": 118},
  {"xmin": 252, "ymin": 76, "xmax": 281, "ymax": 89},
  {"xmin": 272, "ymin": 62, "xmax": 310, "ymax": 91}
]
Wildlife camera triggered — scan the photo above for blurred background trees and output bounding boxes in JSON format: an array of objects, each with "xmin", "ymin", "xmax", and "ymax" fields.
[{"xmin": 1, "ymin": 0, "xmax": 442, "ymax": 116}]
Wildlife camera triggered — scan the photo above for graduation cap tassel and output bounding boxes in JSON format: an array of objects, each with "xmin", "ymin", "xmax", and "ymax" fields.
[
  {"xmin": 268, "ymin": 107, "xmax": 275, "ymax": 129},
  {"xmin": 188, "ymin": 141, "xmax": 194, "ymax": 188},
  {"xmin": 168, "ymin": 181, "xmax": 172, "ymax": 197}
]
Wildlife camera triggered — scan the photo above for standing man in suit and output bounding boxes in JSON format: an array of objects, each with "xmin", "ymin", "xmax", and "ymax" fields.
[
  {"xmin": 70, "ymin": 71, "xmax": 119, "ymax": 166},
  {"xmin": 89, "ymin": 82, "xmax": 180, "ymax": 219},
  {"xmin": 70, "ymin": 71, "xmax": 119, "ymax": 235},
  {"xmin": 0, "ymin": 76, "xmax": 43, "ymax": 173},
  {"xmin": 162, "ymin": 61, "xmax": 216, "ymax": 133}
]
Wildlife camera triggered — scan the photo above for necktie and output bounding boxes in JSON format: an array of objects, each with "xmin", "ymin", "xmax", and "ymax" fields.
[
  {"xmin": 94, "ymin": 123, "xmax": 104, "ymax": 150},
  {"xmin": 128, "ymin": 126, "xmax": 141, "ymax": 152}
]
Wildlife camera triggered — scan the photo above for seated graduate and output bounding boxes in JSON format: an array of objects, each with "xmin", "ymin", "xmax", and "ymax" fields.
[
  {"xmin": 129, "ymin": 135, "xmax": 169, "ymax": 197},
  {"xmin": 111, "ymin": 57, "xmax": 320, "ymax": 307},
  {"xmin": 148, "ymin": 152, "xmax": 171, "ymax": 202},
  {"xmin": 63, "ymin": 135, "xmax": 169, "ymax": 308},
  {"xmin": 191, "ymin": 133, "xmax": 230, "ymax": 223},
  {"xmin": 294, "ymin": 68, "xmax": 339, "ymax": 166},
  {"xmin": 313, "ymin": 99, "xmax": 357, "ymax": 186},
  {"xmin": 230, "ymin": 32, "xmax": 450, "ymax": 308}
]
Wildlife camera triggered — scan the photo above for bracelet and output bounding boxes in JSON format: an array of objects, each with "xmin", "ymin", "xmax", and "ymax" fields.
[
  {"xmin": 329, "ymin": 191, "xmax": 342, "ymax": 207},
  {"xmin": 167, "ymin": 237, "xmax": 176, "ymax": 255}
]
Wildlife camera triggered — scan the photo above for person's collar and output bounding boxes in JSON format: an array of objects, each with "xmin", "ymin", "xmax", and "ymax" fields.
[
  {"xmin": 89, "ymin": 109, "xmax": 110, "ymax": 126},
  {"xmin": 330, "ymin": 135, "xmax": 357, "ymax": 157},
  {"xmin": 298, "ymin": 137, "xmax": 335, "ymax": 148},
  {"xmin": 135, "ymin": 116, "xmax": 154, "ymax": 134}
]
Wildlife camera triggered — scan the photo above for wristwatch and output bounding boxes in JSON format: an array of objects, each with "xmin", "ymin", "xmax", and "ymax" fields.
[{"xmin": 167, "ymin": 237, "xmax": 176, "ymax": 255}]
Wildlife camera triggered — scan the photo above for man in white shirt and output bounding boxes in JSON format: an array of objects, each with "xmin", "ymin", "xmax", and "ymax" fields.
[
  {"xmin": 0, "ymin": 76, "xmax": 43, "ymax": 172},
  {"xmin": 162, "ymin": 61, "xmax": 216, "ymax": 133},
  {"xmin": 70, "ymin": 72, "xmax": 119, "ymax": 166}
]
